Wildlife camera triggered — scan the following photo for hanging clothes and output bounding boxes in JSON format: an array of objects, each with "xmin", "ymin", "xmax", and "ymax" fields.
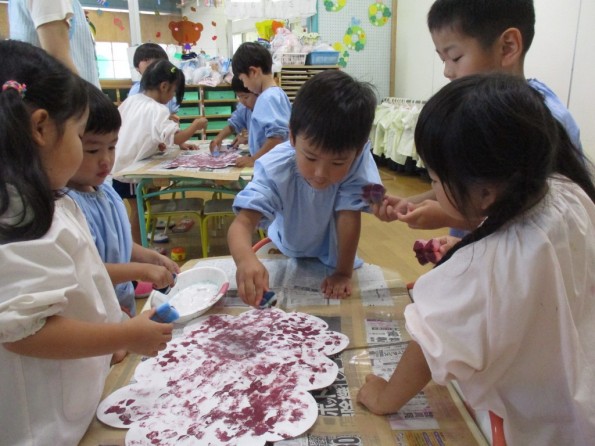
[
  {"xmin": 370, "ymin": 98, "xmax": 425, "ymax": 168},
  {"xmin": 224, "ymin": 0, "xmax": 316, "ymax": 19}
]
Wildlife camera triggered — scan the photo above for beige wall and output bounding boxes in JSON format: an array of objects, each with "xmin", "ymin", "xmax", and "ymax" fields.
[{"xmin": 1, "ymin": 4, "xmax": 182, "ymax": 46}]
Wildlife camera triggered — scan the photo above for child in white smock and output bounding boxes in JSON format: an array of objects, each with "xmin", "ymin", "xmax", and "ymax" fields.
[
  {"xmin": 357, "ymin": 73, "xmax": 595, "ymax": 445},
  {"xmin": 228, "ymin": 70, "xmax": 381, "ymax": 306},
  {"xmin": 111, "ymin": 59, "xmax": 207, "ymax": 244},
  {"xmin": 67, "ymin": 84, "xmax": 179, "ymax": 317},
  {"xmin": 0, "ymin": 41, "xmax": 173, "ymax": 446}
]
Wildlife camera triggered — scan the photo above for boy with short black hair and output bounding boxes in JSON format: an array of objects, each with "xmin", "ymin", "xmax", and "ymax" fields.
[
  {"xmin": 209, "ymin": 76, "xmax": 257, "ymax": 152},
  {"xmin": 231, "ymin": 42, "xmax": 291, "ymax": 167},
  {"xmin": 376, "ymin": 0, "xmax": 583, "ymax": 233},
  {"xmin": 228, "ymin": 70, "xmax": 381, "ymax": 305},
  {"xmin": 129, "ymin": 42, "xmax": 179, "ymax": 114}
]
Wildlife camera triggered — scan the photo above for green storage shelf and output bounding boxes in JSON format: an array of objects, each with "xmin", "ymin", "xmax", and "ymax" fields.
[
  {"xmin": 205, "ymin": 90, "xmax": 236, "ymax": 100},
  {"xmin": 183, "ymin": 91, "xmax": 199, "ymax": 101},
  {"xmin": 204, "ymin": 105, "xmax": 232, "ymax": 116},
  {"xmin": 177, "ymin": 106, "xmax": 199, "ymax": 116},
  {"xmin": 207, "ymin": 120, "xmax": 229, "ymax": 131}
]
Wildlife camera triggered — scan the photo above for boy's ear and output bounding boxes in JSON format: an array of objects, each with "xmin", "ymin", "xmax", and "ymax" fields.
[
  {"xmin": 289, "ymin": 129, "xmax": 295, "ymax": 146},
  {"xmin": 499, "ymin": 27, "xmax": 524, "ymax": 69},
  {"xmin": 30, "ymin": 108, "xmax": 52, "ymax": 147}
]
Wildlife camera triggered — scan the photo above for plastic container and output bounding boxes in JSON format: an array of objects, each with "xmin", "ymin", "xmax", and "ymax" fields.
[
  {"xmin": 281, "ymin": 53, "xmax": 307, "ymax": 65},
  {"xmin": 204, "ymin": 105, "xmax": 232, "ymax": 116},
  {"xmin": 205, "ymin": 90, "xmax": 236, "ymax": 100},
  {"xmin": 170, "ymin": 246, "xmax": 186, "ymax": 262},
  {"xmin": 305, "ymin": 51, "xmax": 340, "ymax": 66}
]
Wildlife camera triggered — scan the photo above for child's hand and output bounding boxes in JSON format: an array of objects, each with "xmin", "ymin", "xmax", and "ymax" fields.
[
  {"xmin": 157, "ymin": 142, "xmax": 167, "ymax": 152},
  {"xmin": 321, "ymin": 272, "xmax": 352, "ymax": 299},
  {"xmin": 168, "ymin": 113, "xmax": 180, "ymax": 123},
  {"xmin": 233, "ymin": 133, "xmax": 248, "ymax": 147},
  {"xmin": 140, "ymin": 264, "xmax": 177, "ymax": 291},
  {"xmin": 193, "ymin": 117, "xmax": 208, "ymax": 130},
  {"xmin": 179, "ymin": 142, "xmax": 198, "ymax": 151},
  {"xmin": 373, "ymin": 195, "xmax": 409, "ymax": 222},
  {"xmin": 209, "ymin": 138, "xmax": 222, "ymax": 153},
  {"xmin": 123, "ymin": 310, "xmax": 173, "ymax": 357},
  {"xmin": 357, "ymin": 374, "xmax": 396, "ymax": 415},
  {"xmin": 397, "ymin": 199, "xmax": 451, "ymax": 229},
  {"xmin": 152, "ymin": 252, "xmax": 181, "ymax": 275},
  {"xmin": 235, "ymin": 257, "xmax": 269, "ymax": 307},
  {"xmin": 235, "ymin": 155, "xmax": 254, "ymax": 168}
]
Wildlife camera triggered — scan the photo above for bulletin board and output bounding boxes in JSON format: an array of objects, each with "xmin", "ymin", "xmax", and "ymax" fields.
[{"xmin": 317, "ymin": 0, "xmax": 396, "ymax": 101}]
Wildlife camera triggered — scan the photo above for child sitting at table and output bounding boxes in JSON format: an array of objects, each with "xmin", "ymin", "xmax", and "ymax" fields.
[
  {"xmin": 0, "ymin": 40, "xmax": 173, "ymax": 446},
  {"xmin": 231, "ymin": 42, "xmax": 291, "ymax": 168},
  {"xmin": 228, "ymin": 70, "xmax": 381, "ymax": 306},
  {"xmin": 111, "ymin": 59, "xmax": 208, "ymax": 244},
  {"xmin": 67, "ymin": 83, "xmax": 179, "ymax": 317},
  {"xmin": 209, "ymin": 76, "xmax": 257, "ymax": 153},
  {"xmin": 357, "ymin": 73, "xmax": 595, "ymax": 444}
]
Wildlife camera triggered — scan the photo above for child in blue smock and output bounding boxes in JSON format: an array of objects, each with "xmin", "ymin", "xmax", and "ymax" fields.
[
  {"xmin": 209, "ymin": 76, "xmax": 257, "ymax": 152},
  {"xmin": 67, "ymin": 84, "xmax": 179, "ymax": 317},
  {"xmin": 375, "ymin": 0, "xmax": 585, "ymax": 239},
  {"xmin": 0, "ymin": 40, "xmax": 173, "ymax": 446},
  {"xmin": 228, "ymin": 70, "xmax": 381, "ymax": 306},
  {"xmin": 231, "ymin": 42, "xmax": 291, "ymax": 168}
]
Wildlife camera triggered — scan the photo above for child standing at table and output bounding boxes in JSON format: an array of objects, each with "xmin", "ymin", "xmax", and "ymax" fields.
[
  {"xmin": 376, "ymin": 0, "xmax": 585, "ymax": 235},
  {"xmin": 231, "ymin": 42, "xmax": 291, "ymax": 168},
  {"xmin": 209, "ymin": 76, "xmax": 257, "ymax": 153},
  {"xmin": 0, "ymin": 40, "xmax": 173, "ymax": 446},
  {"xmin": 357, "ymin": 74, "xmax": 595, "ymax": 444},
  {"xmin": 67, "ymin": 84, "xmax": 179, "ymax": 317},
  {"xmin": 129, "ymin": 42, "xmax": 179, "ymax": 115},
  {"xmin": 112, "ymin": 59, "xmax": 207, "ymax": 244},
  {"xmin": 228, "ymin": 70, "xmax": 381, "ymax": 305}
]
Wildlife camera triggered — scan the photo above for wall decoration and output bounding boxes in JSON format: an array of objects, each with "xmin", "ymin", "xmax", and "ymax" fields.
[
  {"xmin": 169, "ymin": 17, "xmax": 204, "ymax": 45},
  {"xmin": 332, "ymin": 41, "xmax": 350, "ymax": 68},
  {"xmin": 156, "ymin": 31, "xmax": 161, "ymax": 38},
  {"xmin": 368, "ymin": 1, "xmax": 391, "ymax": 27},
  {"xmin": 343, "ymin": 18, "xmax": 366, "ymax": 52},
  {"xmin": 113, "ymin": 17, "xmax": 125, "ymax": 31},
  {"xmin": 324, "ymin": 0, "xmax": 347, "ymax": 12}
]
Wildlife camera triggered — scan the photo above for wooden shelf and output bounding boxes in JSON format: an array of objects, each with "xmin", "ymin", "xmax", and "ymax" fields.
[{"xmin": 278, "ymin": 65, "xmax": 339, "ymax": 102}]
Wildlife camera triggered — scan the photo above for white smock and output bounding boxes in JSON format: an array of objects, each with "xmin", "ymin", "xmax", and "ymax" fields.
[
  {"xmin": 0, "ymin": 196, "xmax": 122, "ymax": 446},
  {"xmin": 405, "ymin": 176, "xmax": 595, "ymax": 445},
  {"xmin": 112, "ymin": 93, "xmax": 178, "ymax": 179}
]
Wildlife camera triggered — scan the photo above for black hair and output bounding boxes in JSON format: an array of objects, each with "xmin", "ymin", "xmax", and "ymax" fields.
[
  {"xmin": 414, "ymin": 73, "xmax": 595, "ymax": 266},
  {"xmin": 0, "ymin": 40, "xmax": 88, "ymax": 243},
  {"xmin": 86, "ymin": 83, "xmax": 121, "ymax": 134},
  {"xmin": 428, "ymin": 0, "xmax": 535, "ymax": 54},
  {"xmin": 231, "ymin": 42, "xmax": 273, "ymax": 76},
  {"xmin": 231, "ymin": 76, "xmax": 250, "ymax": 94},
  {"xmin": 289, "ymin": 70, "xmax": 377, "ymax": 154},
  {"xmin": 140, "ymin": 59, "xmax": 186, "ymax": 105},
  {"xmin": 133, "ymin": 43, "xmax": 168, "ymax": 69}
]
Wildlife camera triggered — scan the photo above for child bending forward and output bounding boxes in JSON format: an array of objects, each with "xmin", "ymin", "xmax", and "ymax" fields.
[{"xmin": 228, "ymin": 70, "xmax": 381, "ymax": 306}]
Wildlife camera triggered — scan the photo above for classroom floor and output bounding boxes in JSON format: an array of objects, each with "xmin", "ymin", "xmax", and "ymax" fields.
[{"xmin": 143, "ymin": 166, "xmax": 446, "ymax": 285}]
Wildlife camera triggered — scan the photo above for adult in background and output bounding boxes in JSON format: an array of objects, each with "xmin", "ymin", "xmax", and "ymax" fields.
[{"xmin": 9, "ymin": 0, "xmax": 100, "ymax": 87}]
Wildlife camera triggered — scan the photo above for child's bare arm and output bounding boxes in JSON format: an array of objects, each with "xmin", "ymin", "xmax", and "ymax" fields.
[
  {"xmin": 173, "ymin": 117, "xmax": 208, "ymax": 145},
  {"xmin": 228, "ymin": 209, "xmax": 269, "ymax": 306},
  {"xmin": 104, "ymin": 262, "xmax": 176, "ymax": 290},
  {"xmin": 357, "ymin": 341, "xmax": 432, "ymax": 414},
  {"xmin": 3, "ymin": 313, "xmax": 173, "ymax": 359},
  {"xmin": 321, "ymin": 210, "xmax": 360, "ymax": 299}
]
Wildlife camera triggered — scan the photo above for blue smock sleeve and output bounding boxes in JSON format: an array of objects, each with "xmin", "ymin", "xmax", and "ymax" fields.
[{"xmin": 335, "ymin": 141, "xmax": 382, "ymax": 213}]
